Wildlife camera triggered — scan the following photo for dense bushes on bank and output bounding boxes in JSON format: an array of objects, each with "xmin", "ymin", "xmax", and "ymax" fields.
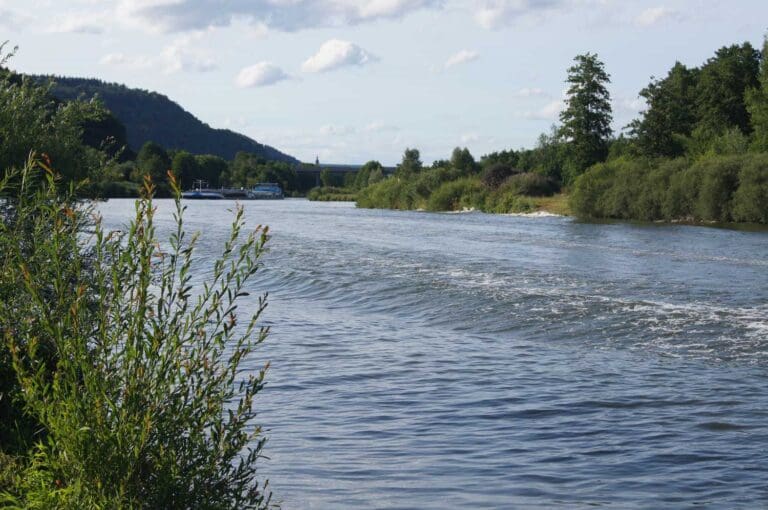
[{"xmin": 570, "ymin": 153, "xmax": 768, "ymax": 223}]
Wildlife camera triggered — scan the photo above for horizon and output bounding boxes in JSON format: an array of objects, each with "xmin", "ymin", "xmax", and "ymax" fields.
[{"xmin": 4, "ymin": 0, "xmax": 768, "ymax": 165}]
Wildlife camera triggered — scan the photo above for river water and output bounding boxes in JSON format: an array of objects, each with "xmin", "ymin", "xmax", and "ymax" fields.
[{"xmin": 99, "ymin": 199, "xmax": 768, "ymax": 509}]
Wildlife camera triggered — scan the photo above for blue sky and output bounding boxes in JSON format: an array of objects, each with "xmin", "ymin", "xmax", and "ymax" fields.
[{"xmin": 3, "ymin": 0, "xmax": 767, "ymax": 164}]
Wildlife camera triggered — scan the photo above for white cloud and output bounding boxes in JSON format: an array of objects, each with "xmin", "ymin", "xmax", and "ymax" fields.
[
  {"xmin": 302, "ymin": 39, "xmax": 376, "ymax": 73},
  {"xmin": 117, "ymin": 0, "xmax": 440, "ymax": 33},
  {"xmin": 161, "ymin": 35, "xmax": 218, "ymax": 73},
  {"xmin": 513, "ymin": 87, "xmax": 547, "ymax": 97},
  {"xmin": 460, "ymin": 132, "xmax": 481, "ymax": 143},
  {"xmin": 48, "ymin": 16, "xmax": 105, "ymax": 34},
  {"xmin": 235, "ymin": 62, "xmax": 290, "ymax": 87},
  {"xmin": 524, "ymin": 99, "xmax": 564, "ymax": 120},
  {"xmin": 475, "ymin": 0, "xmax": 563, "ymax": 29},
  {"xmin": 363, "ymin": 121, "xmax": 398, "ymax": 133},
  {"xmin": 100, "ymin": 36, "xmax": 218, "ymax": 74},
  {"xmin": 444, "ymin": 50, "xmax": 479, "ymax": 70},
  {"xmin": 635, "ymin": 6, "xmax": 679, "ymax": 27},
  {"xmin": 99, "ymin": 52, "xmax": 154, "ymax": 69}
]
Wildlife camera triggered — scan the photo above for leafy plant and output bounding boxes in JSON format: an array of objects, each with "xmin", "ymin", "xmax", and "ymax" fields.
[{"xmin": 1, "ymin": 157, "xmax": 272, "ymax": 508}]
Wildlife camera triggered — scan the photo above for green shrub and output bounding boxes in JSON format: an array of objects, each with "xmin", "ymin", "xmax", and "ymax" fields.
[
  {"xmin": 693, "ymin": 155, "xmax": 742, "ymax": 221},
  {"xmin": 732, "ymin": 153, "xmax": 768, "ymax": 222},
  {"xmin": 426, "ymin": 178, "xmax": 486, "ymax": 211},
  {"xmin": 500, "ymin": 172, "xmax": 558, "ymax": 197},
  {"xmin": 569, "ymin": 162, "xmax": 617, "ymax": 218},
  {"xmin": 483, "ymin": 190, "xmax": 537, "ymax": 214},
  {"xmin": 1, "ymin": 159, "xmax": 272, "ymax": 508},
  {"xmin": 307, "ymin": 186, "xmax": 356, "ymax": 201},
  {"xmin": 357, "ymin": 177, "xmax": 417, "ymax": 209}
]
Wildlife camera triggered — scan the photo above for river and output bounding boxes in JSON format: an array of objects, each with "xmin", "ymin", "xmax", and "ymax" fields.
[{"xmin": 98, "ymin": 198, "xmax": 768, "ymax": 509}]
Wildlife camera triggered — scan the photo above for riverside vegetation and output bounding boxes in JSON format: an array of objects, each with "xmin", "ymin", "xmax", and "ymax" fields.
[
  {"xmin": 0, "ymin": 44, "xmax": 272, "ymax": 508},
  {"xmin": 347, "ymin": 37, "xmax": 768, "ymax": 223}
]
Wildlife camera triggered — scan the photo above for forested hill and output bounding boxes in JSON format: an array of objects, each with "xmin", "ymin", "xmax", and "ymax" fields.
[{"xmin": 32, "ymin": 75, "xmax": 298, "ymax": 163}]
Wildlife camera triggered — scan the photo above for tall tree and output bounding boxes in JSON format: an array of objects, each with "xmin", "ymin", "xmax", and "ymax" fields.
[
  {"xmin": 630, "ymin": 62, "xmax": 699, "ymax": 158},
  {"xmin": 695, "ymin": 42, "xmax": 760, "ymax": 139},
  {"xmin": 395, "ymin": 148, "xmax": 422, "ymax": 178},
  {"xmin": 171, "ymin": 150, "xmax": 201, "ymax": 189},
  {"xmin": 450, "ymin": 147, "xmax": 478, "ymax": 175},
  {"xmin": 746, "ymin": 36, "xmax": 768, "ymax": 151},
  {"xmin": 132, "ymin": 141, "xmax": 170, "ymax": 183},
  {"xmin": 559, "ymin": 53, "xmax": 613, "ymax": 180}
]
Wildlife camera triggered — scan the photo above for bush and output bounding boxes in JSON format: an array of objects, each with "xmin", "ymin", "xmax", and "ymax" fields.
[
  {"xmin": 357, "ymin": 177, "xmax": 417, "ymax": 209},
  {"xmin": 426, "ymin": 178, "xmax": 486, "ymax": 211},
  {"xmin": 501, "ymin": 172, "xmax": 558, "ymax": 197},
  {"xmin": 732, "ymin": 153, "xmax": 768, "ymax": 222},
  {"xmin": 481, "ymin": 163, "xmax": 520, "ymax": 189},
  {"xmin": 693, "ymin": 155, "xmax": 742, "ymax": 221},
  {"xmin": 1, "ymin": 159, "xmax": 272, "ymax": 508},
  {"xmin": 307, "ymin": 186, "xmax": 356, "ymax": 201},
  {"xmin": 569, "ymin": 162, "xmax": 617, "ymax": 218}
]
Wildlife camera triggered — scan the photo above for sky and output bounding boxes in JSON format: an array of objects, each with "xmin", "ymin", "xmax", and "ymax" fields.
[{"xmin": 2, "ymin": 0, "xmax": 767, "ymax": 165}]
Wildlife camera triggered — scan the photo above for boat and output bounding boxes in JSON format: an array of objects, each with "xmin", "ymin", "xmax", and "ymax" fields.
[
  {"xmin": 181, "ymin": 189, "xmax": 225, "ymax": 200},
  {"xmin": 181, "ymin": 180, "xmax": 284, "ymax": 200},
  {"xmin": 249, "ymin": 183, "xmax": 284, "ymax": 199}
]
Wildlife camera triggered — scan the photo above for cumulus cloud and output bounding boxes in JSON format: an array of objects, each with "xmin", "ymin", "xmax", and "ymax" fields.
[
  {"xmin": 235, "ymin": 62, "xmax": 290, "ymax": 87},
  {"xmin": 99, "ymin": 52, "xmax": 155, "ymax": 69},
  {"xmin": 443, "ymin": 50, "xmax": 479, "ymax": 70},
  {"xmin": 475, "ymin": 0, "xmax": 562, "ymax": 29},
  {"xmin": 161, "ymin": 36, "xmax": 218, "ymax": 73},
  {"xmin": 100, "ymin": 35, "xmax": 217, "ymax": 74},
  {"xmin": 48, "ymin": 16, "xmax": 105, "ymax": 34},
  {"xmin": 513, "ymin": 87, "xmax": 547, "ymax": 97},
  {"xmin": 302, "ymin": 39, "xmax": 376, "ymax": 73},
  {"xmin": 524, "ymin": 99, "xmax": 564, "ymax": 120},
  {"xmin": 635, "ymin": 6, "xmax": 679, "ymax": 27},
  {"xmin": 118, "ymin": 0, "xmax": 440, "ymax": 33}
]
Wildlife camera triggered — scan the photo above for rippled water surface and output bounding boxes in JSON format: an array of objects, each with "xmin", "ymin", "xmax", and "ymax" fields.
[{"xmin": 99, "ymin": 199, "xmax": 768, "ymax": 509}]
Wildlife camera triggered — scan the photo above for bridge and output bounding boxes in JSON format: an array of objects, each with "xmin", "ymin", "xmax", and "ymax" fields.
[{"xmin": 294, "ymin": 162, "xmax": 396, "ymax": 186}]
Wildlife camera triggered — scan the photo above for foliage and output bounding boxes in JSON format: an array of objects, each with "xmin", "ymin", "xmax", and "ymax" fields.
[
  {"xmin": 357, "ymin": 177, "xmax": 416, "ymax": 210},
  {"xmin": 694, "ymin": 42, "xmax": 760, "ymax": 140},
  {"xmin": 449, "ymin": 147, "xmax": 479, "ymax": 176},
  {"xmin": 1, "ymin": 158, "xmax": 272, "ymax": 508},
  {"xmin": 481, "ymin": 163, "xmax": 520, "ymax": 188},
  {"xmin": 426, "ymin": 178, "xmax": 486, "ymax": 211},
  {"xmin": 395, "ymin": 148, "xmax": 422, "ymax": 179},
  {"xmin": 746, "ymin": 36, "xmax": 768, "ymax": 152},
  {"xmin": 559, "ymin": 53, "xmax": 613, "ymax": 180},
  {"xmin": 570, "ymin": 153, "xmax": 768, "ymax": 223},
  {"xmin": 629, "ymin": 62, "xmax": 699, "ymax": 158},
  {"xmin": 500, "ymin": 172, "xmax": 558, "ymax": 197},
  {"xmin": 0, "ymin": 70, "xmax": 105, "ymax": 185},
  {"xmin": 307, "ymin": 186, "xmax": 357, "ymax": 201}
]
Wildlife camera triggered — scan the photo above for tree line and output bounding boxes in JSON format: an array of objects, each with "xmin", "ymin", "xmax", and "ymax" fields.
[{"xmin": 351, "ymin": 35, "xmax": 768, "ymax": 223}]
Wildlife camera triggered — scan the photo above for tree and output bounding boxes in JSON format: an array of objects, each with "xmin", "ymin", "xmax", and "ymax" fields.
[
  {"xmin": 450, "ymin": 147, "xmax": 478, "ymax": 175},
  {"xmin": 320, "ymin": 168, "xmax": 332, "ymax": 187},
  {"xmin": 355, "ymin": 160, "xmax": 382, "ymax": 189},
  {"xmin": 630, "ymin": 62, "xmax": 699, "ymax": 158},
  {"xmin": 747, "ymin": 36, "xmax": 768, "ymax": 151},
  {"xmin": 171, "ymin": 150, "xmax": 201, "ymax": 189},
  {"xmin": 195, "ymin": 154, "xmax": 228, "ymax": 187},
  {"xmin": 695, "ymin": 42, "xmax": 760, "ymax": 139},
  {"xmin": 0, "ymin": 53, "xmax": 105, "ymax": 184},
  {"xmin": 132, "ymin": 141, "xmax": 170, "ymax": 183},
  {"xmin": 395, "ymin": 148, "xmax": 422, "ymax": 178},
  {"xmin": 559, "ymin": 53, "xmax": 613, "ymax": 180}
]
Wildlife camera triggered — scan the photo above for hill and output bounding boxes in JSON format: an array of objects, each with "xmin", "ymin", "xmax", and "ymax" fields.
[{"xmin": 32, "ymin": 75, "xmax": 297, "ymax": 163}]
